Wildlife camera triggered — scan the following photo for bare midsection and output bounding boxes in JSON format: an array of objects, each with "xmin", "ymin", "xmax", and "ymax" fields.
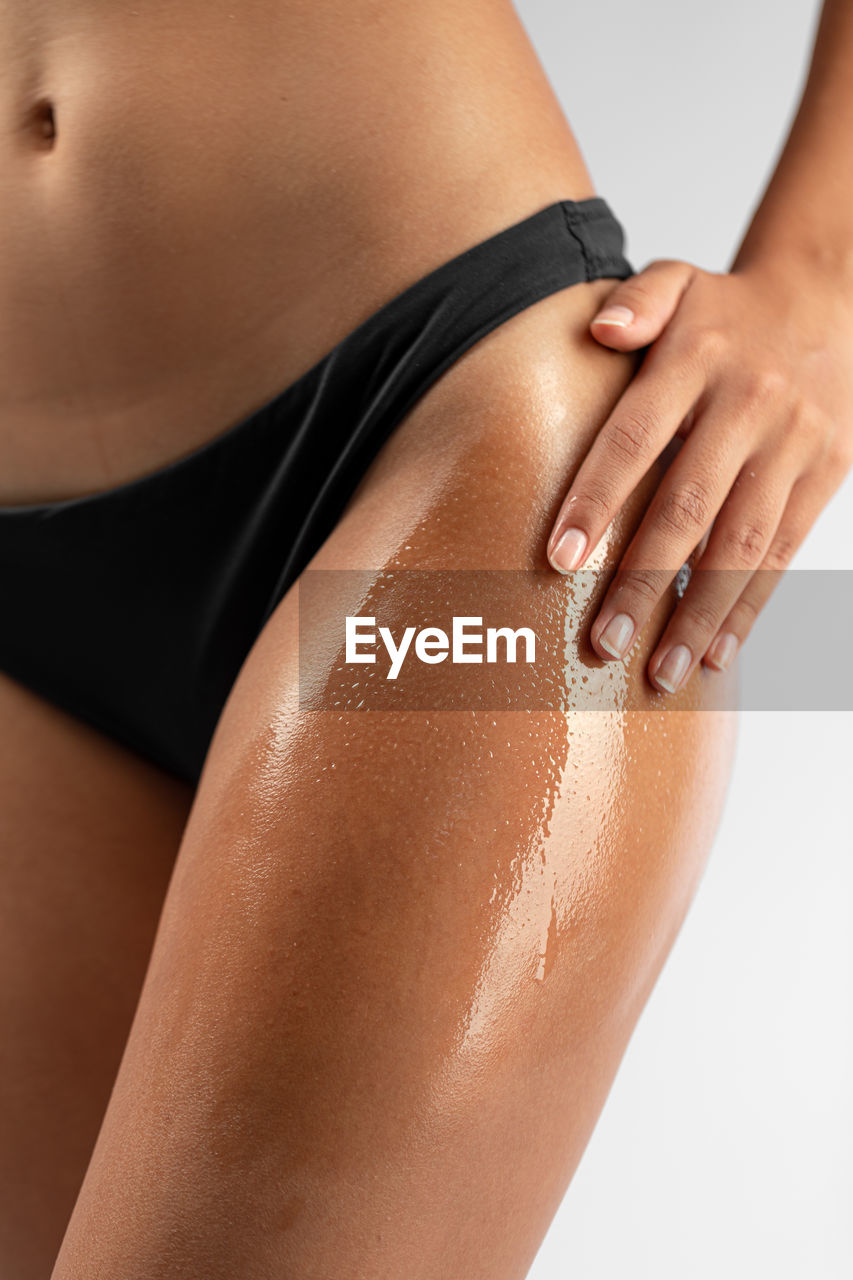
[{"xmin": 0, "ymin": 0, "xmax": 594, "ymax": 504}]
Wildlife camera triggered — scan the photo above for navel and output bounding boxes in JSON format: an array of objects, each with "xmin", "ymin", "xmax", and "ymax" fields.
[{"xmin": 26, "ymin": 97, "xmax": 57, "ymax": 150}]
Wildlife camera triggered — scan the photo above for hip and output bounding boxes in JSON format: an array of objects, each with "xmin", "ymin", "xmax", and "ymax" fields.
[{"xmin": 0, "ymin": 0, "xmax": 595, "ymax": 506}]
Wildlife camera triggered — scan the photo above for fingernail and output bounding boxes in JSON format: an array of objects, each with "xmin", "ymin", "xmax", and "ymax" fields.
[
  {"xmin": 706, "ymin": 632, "xmax": 738, "ymax": 672},
  {"xmin": 598, "ymin": 612, "xmax": 635, "ymax": 659},
  {"xmin": 592, "ymin": 304, "xmax": 634, "ymax": 327},
  {"xmin": 654, "ymin": 643, "xmax": 692, "ymax": 694},
  {"xmin": 549, "ymin": 526, "xmax": 588, "ymax": 573}
]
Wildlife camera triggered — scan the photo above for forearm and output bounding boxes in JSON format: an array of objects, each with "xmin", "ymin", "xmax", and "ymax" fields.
[{"xmin": 732, "ymin": 0, "xmax": 853, "ymax": 277}]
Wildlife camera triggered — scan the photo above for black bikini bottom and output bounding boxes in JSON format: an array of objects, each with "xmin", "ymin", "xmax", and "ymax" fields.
[{"xmin": 0, "ymin": 197, "xmax": 634, "ymax": 785}]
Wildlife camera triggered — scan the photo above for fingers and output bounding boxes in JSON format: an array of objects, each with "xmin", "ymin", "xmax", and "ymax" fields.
[
  {"xmin": 547, "ymin": 335, "xmax": 707, "ymax": 574},
  {"xmin": 547, "ymin": 253, "xmax": 851, "ymax": 697},
  {"xmin": 589, "ymin": 258, "xmax": 696, "ymax": 352},
  {"xmin": 645, "ymin": 443, "xmax": 804, "ymax": 693},
  {"xmin": 585, "ymin": 391, "xmax": 753, "ymax": 667},
  {"xmin": 701, "ymin": 464, "xmax": 844, "ymax": 674}
]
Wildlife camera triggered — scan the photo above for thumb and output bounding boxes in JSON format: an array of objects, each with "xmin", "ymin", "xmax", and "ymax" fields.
[{"xmin": 589, "ymin": 258, "xmax": 696, "ymax": 350}]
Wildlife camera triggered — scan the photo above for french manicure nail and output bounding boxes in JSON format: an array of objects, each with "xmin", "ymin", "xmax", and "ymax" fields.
[
  {"xmin": 598, "ymin": 612, "xmax": 635, "ymax": 659},
  {"xmin": 592, "ymin": 304, "xmax": 634, "ymax": 327},
  {"xmin": 549, "ymin": 526, "xmax": 588, "ymax": 573},
  {"xmin": 654, "ymin": 643, "xmax": 692, "ymax": 693},
  {"xmin": 706, "ymin": 632, "xmax": 738, "ymax": 672}
]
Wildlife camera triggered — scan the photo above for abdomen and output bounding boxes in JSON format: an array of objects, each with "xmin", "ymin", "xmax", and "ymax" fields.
[{"xmin": 0, "ymin": 0, "xmax": 595, "ymax": 504}]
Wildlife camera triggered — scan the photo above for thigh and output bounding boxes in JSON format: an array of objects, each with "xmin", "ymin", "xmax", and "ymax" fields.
[
  {"xmin": 51, "ymin": 281, "xmax": 738, "ymax": 1280},
  {"xmin": 0, "ymin": 674, "xmax": 193, "ymax": 1280}
]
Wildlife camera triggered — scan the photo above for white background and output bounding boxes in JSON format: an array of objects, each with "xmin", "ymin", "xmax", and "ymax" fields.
[{"xmin": 515, "ymin": 1, "xmax": 853, "ymax": 1276}]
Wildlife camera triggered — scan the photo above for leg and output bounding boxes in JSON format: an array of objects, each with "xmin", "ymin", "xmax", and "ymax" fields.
[
  {"xmin": 0, "ymin": 676, "xmax": 193, "ymax": 1279},
  {"xmin": 51, "ymin": 280, "xmax": 737, "ymax": 1280}
]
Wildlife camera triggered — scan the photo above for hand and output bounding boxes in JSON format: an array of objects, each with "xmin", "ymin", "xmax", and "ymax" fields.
[{"xmin": 546, "ymin": 257, "xmax": 853, "ymax": 692}]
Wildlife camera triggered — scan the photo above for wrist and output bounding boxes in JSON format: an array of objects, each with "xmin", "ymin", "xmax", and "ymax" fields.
[
  {"xmin": 730, "ymin": 215, "xmax": 853, "ymax": 295},
  {"xmin": 729, "ymin": 244, "xmax": 853, "ymax": 336}
]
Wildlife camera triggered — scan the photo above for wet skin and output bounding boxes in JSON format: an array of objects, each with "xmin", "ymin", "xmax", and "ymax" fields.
[
  {"xmin": 47, "ymin": 290, "xmax": 736, "ymax": 1278},
  {"xmin": 0, "ymin": 2, "xmax": 736, "ymax": 1276}
]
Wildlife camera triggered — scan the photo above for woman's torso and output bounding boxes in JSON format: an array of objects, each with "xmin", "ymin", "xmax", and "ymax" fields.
[{"xmin": 0, "ymin": 0, "xmax": 595, "ymax": 504}]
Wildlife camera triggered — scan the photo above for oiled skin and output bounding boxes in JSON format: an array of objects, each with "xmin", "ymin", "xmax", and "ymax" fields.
[
  {"xmin": 48, "ymin": 288, "xmax": 737, "ymax": 1279},
  {"xmin": 0, "ymin": 2, "xmax": 736, "ymax": 1277}
]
